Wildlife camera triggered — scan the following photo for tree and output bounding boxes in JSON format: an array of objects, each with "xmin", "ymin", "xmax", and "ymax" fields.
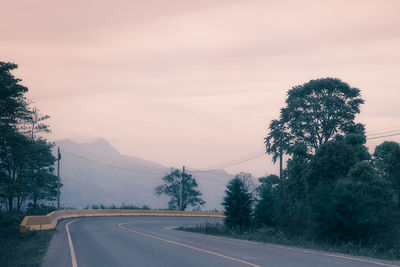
[
  {"xmin": 155, "ymin": 168, "xmax": 205, "ymax": 211},
  {"xmin": 374, "ymin": 141, "xmax": 400, "ymax": 207},
  {"xmin": 285, "ymin": 143, "xmax": 309, "ymax": 231},
  {"xmin": 234, "ymin": 172, "xmax": 256, "ymax": 197},
  {"xmin": 222, "ymin": 175, "xmax": 254, "ymax": 231},
  {"xmin": 265, "ymin": 119, "xmax": 293, "ymax": 180},
  {"xmin": 321, "ymin": 162, "xmax": 393, "ymax": 242},
  {"xmin": 281, "ymin": 77, "xmax": 365, "ymax": 152},
  {"xmin": 0, "ymin": 62, "xmax": 30, "ymax": 129},
  {"xmin": 0, "ymin": 130, "xmax": 30, "ymax": 211},
  {"xmin": 308, "ymin": 137, "xmax": 357, "ymax": 187},
  {"xmin": 254, "ymin": 174, "xmax": 279, "ymax": 227},
  {"xmin": 0, "ymin": 61, "xmax": 56, "ymax": 211},
  {"xmin": 25, "ymin": 139, "xmax": 58, "ymax": 208}
]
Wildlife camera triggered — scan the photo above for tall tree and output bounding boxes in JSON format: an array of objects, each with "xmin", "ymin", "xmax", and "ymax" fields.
[
  {"xmin": 222, "ymin": 175, "xmax": 254, "ymax": 231},
  {"xmin": 323, "ymin": 162, "xmax": 393, "ymax": 242},
  {"xmin": 155, "ymin": 168, "xmax": 205, "ymax": 211},
  {"xmin": 285, "ymin": 143, "xmax": 309, "ymax": 231},
  {"xmin": 281, "ymin": 77, "xmax": 365, "ymax": 152},
  {"xmin": 0, "ymin": 62, "xmax": 29, "ymax": 129},
  {"xmin": 373, "ymin": 141, "xmax": 400, "ymax": 207},
  {"xmin": 254, "ymin": 174, "xmax": 279, "ymax": 227},
  {"xmin": 265, "ymin": 119, "xmax": 293, "ymax": 180},
  {"xmin": 0, "ymin": 130, "xmax": 29, "ymax": 211},
  {"xmin": 0, "ymin": 61, "xmax": 56, "ymax": 211},
  {"xmin": 25, "ymin": 139, "xmax": 58, "ymax": 208}
]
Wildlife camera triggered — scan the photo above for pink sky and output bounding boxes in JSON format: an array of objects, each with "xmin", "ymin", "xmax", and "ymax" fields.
[{"xmin": 1, "ymin": 0, "xmax": 400, "ymax": 176}]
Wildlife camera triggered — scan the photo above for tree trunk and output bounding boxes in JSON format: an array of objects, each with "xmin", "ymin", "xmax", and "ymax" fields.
[
  {"xmin": 33, "ymin": 194, "xmax": 38, "ymax": 208},
  {"xmin": 17, "ymin": 196, "xmax": 21, "ymax": 212},
  {"xmin": 8, "ymin": 196, "xmax": 13, "ymax": 211}
]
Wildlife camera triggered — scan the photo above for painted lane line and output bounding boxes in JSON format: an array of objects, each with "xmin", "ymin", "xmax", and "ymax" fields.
[
  {"xmin": 66, "ymin": 221, "xmax": 78, "ymax": 267},
  {"xmin": 227, "ymin": 239, "xmax": 400, "ymax": 267},
  {"xmin": 118, "ymin": 223, "xmax": 260, "ymax": 267},
  {"xmin": 181, "ymin": 232, "xmax": 399, "ymax": 267}
]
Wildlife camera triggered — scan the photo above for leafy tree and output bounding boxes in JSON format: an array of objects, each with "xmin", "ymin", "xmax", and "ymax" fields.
[
  {"xmin": 343, "ymin": 133, "xmax": 370, "ymax": 162},
  {"xmin": 285, "ymin": 143, "xmax": 309, "ymax": 231},
  {"xmin": 234, "ymin": 172, "xmax": 256, "ymax": 197},
  {"xmin": 254, "ymin": 174, "xmax": 279, "ymax": 227},
  {"xmin": 222, "ymin": 175, "xmax": 253, "ymax": 231},
  {"xmin": 306, "ymin": 135, "xmax": 371, "ymax": 237},
  {"xmin": 0, "ymin": 61, "xmax": 56, "ymax": 211},
  {"xmin": 155, "ymin": 169, "xmax": 205, "ymax": 211},
  {"xmin": 308, "ymin": 137, "xmax": 357, "ymax": 187},
  {"xmin": 0, "ymin": 62, "xmax": 29, "ymax": 129},
  {"xmin": 281, "ymin": 77, "xmax": 365, "ymax": 152},
  {"xmin": 322, "ymin": 162, "xmax": 393, "ymax": 242},
  {"xmin": 22, "ymin": 108, "xmax": 50, "ymax": 141},
  {"xmin": 265, "ymin": 119, "xmax": 293, "ymax": 179},
  {"xmin": 374, "ymin": 141, "xmax": 400, "ymax": 207},
  {"xmin": 0, "ymin": 130, "xmax": 29, "ymax": 211},
  {"xmin": 25, "ymin": 140, "xmax": 58, "ymax": 208}
]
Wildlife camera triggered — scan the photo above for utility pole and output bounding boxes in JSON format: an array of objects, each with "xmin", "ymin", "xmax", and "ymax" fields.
[
  {"xmin": 57, "ymin": 147, "xmax": 61, "ymax": 209},
  {"xmin": 180, "ymin": 165, "xmax": 185, "ymax": 211}
]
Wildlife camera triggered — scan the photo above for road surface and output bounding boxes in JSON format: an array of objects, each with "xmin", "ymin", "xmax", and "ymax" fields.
[{"xmin": 42, "ymin": 216, "xmax": 399, "ymax": 267}]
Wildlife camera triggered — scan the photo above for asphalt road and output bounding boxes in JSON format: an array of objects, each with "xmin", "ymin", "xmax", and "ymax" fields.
[{"xmin": 42, "ymin": 216, "xmax": 400, "ymax": 267}]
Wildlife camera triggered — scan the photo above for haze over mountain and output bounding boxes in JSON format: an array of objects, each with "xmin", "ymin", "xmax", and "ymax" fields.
[{"xmin": 55, "ymin": 138, "xmax": 233, "ymax": 210}]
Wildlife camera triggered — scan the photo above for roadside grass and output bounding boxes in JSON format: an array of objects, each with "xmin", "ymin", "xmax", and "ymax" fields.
[
  {"xmin": 0, "ymin": 213, "xmax": 54, "ymax": 267},
  {"xmin": 177, "ymin": 222, "xmax": 400, "ymax": 261}
]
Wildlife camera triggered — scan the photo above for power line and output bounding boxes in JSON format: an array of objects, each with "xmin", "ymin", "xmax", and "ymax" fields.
[
  {"xmin": 367, "ymin": 133, "xmax": 400, "ymax": 140},
  {"xmin": 61, "ymin": 149, "xmax": 165, "ymax": 176},
  {"xmin": 194, "ymin": 151, "xmax": 266, "ymax": 172},
  {"xmin": 195, "ymin": 148, "xmax": 265, "ymax": 171},
  {"xmin": 61, "ymin": 149, "xmax": 220, "ymax": 182},
  {"xmin": 60, "ymin": 126, "xmax": 400, "ymax": 179},
  {"xmin": 214, "ymin": 152, "xmax": 265, "ymax": 169},
  {"xmin": 195, "ymin": 128, "xmax": 400, "ymax": 172},
  {"xmin": 367, "ymin": 130, "xmax": 400, "ymax": 137},
  {"xmin": 366, "ymin": 125, "xmax": 400, "ymax": 134}
]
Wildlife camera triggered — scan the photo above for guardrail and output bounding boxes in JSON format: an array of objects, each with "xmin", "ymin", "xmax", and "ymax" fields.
[{"xmin": 20, "ymin": 209, "xmax": 225, "ymax": 232}]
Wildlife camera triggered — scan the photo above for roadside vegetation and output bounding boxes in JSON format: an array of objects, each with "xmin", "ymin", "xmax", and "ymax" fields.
[
  {"xmin": 0, "ymin": 206, "xmax": 55, "ymax": 266},
  {"xmin": 178, "ymin": 221, "xmax": 399, "ymax": 260},
  {"xmin": 1, "ymin": 62, "xmax": 58, "ymax": 266},
  {"xmin": 84, "ymin": 203, "xmax": 151, "ymax": 210},
  {"xmin": 180, "ymin": 78, "xmax": 400, "ymax": 261}
]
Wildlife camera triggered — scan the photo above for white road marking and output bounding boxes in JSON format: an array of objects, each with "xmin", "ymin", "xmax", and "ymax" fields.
[
  {"xmin": 66, "ymin": 221, "xmax": 78, "ymax": 267},
  {"xmin": 177, "ymin": 230, "xmax": 400, "ymax": 267},
  {"xmin": 118, "ymin": 223, "xmax": 260, "ymax": 267}
]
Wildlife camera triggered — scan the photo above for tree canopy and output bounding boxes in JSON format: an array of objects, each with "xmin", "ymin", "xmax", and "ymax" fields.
[
  {"xmin": 374, "ymin": 141, "xmax": 400, "ymax": 207},
  {"xmin": 222, "ymin": 174, "xmax": 254, "ymax": 231},
  {"xmin": 155, "ymin": 169, "xmax": 205, "ymax": 211},
  {"xmin": 0, "ymin": 61, "xmax": 57, "ymax": 212},
  {"xmin": 266, "ymin": 78, "xmax": 365, "ymax": 157}
]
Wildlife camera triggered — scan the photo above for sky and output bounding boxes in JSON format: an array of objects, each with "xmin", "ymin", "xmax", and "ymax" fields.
[{"xmin": 1, "ymin": 0, "xmax": 400, "ymax": 177}]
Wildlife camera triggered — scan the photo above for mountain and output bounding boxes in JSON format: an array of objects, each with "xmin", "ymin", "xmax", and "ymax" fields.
[{"xmin": 54, "ymin": 138, "xmax": 233, "ymax": 210}]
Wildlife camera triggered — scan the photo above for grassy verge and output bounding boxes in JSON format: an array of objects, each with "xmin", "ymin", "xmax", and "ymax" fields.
[
  {"xmin": 177, "ymin": 222, "xmax": 400, "ymax": 261},
  {"xmin": 0, "ymin": 213, "xmax": 54, "ymax": 267}
]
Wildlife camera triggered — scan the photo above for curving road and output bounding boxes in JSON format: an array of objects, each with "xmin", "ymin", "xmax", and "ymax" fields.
[{"xmin": 42, "ymin": 216, "xmax": 399, "ymax": 267}]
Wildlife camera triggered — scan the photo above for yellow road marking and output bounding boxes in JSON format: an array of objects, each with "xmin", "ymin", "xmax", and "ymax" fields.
[
  {"xmin": 66, "ymin": 221, "xmax": 78, "ymax": 267},
  {"xmin": 118, "ymin": 223, "xmax": 260, "ymax": 267}
]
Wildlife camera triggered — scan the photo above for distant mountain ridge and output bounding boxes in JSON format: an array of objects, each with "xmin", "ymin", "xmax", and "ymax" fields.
[{"xmin": 55, "ymin": 138, "xmax": 233, "ymax": 210}]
